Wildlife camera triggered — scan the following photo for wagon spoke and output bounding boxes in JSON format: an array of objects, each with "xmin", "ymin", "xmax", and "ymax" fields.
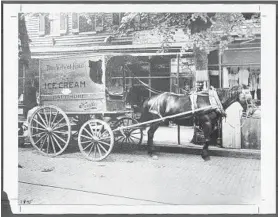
[
  {"xmin": 49, "ymin": 108, "xmax": 52, "ymax": 126},
  {"xmin": 98, "ymin": 140, "xmax": 111, "ymax": 147},
  {"xmin": 88, "ymin": 124, "xmax": 97, "ymax": 136},
  {"xmin": 37, "ymin": 112, "xmax": 48, "ymax": 128},
  {"xmin": 129, "ymin": 130, "xmax": 142, "ymax": 135},
  {"xmin": 87, "ymin": 143, "xmax": 94, "ymax": 156},
  {"xmin": 80, "ymin": 140, "xmax": 92, "ymax": 144},
  {"xmin": 30, "ymin": 126, "xmax": 45, "ymax": 131},
  {"xmin": 128, "ymin": 136, "xmax": 136, "ymax": 144},
  {"xmin": 46, "ymin": 135, "xmax": 50, "ymax": 154},
  {"xmin": 98, "ymin": 125, "xmax": 105, "ymax": 137},
  {"xmin": 32, "ymin": 117, "xmax": 47, "ymax": 129},
  {"xmin": 43, "ymin": 108, "xmax": 49, "ymax": 127},
  {"xmin": 130, "ymin": 135, "xmax": 140, "ymax": 140},
  {"xmin": 96, "ymin": 144, "xmax": 102, "ymax": 157},
  {"xmin": 50, "ymin": 111, "xmax": 59, "ymax": 128},
  {"xmin": 52, "ymin": 117, "xmax": 65, "ymax": 130},
  {"xmin": 83, "ymin": 142, "xmax": 94, "ymax": 151},
  {"xmin": 34, "ymin": 133, "xmax": 47, "ymax": 146},
  {"xmin": 32, "ymin": 131, "xmax": 46, "ymax": 137},
  {"xmin": 53, "ymin": 130, "xmax": 69, "ymax": 135},
  {"xmin": 52, "ymin": 133, "xmax": 67, "ymax": 145},
  {"xmin": 115, "ymin": 136, "xmax": 124, "ymax": 143},
  {"xmin": 99, "ymin": 129, "xmax": 109, "ymax": 137},
  {"xmin": 39, "ymin": 134, "xmax": 48, "ymax": 150},
  {"xmin": 53, "ymin": 123, "xmax": 68, "ymax": 131},
  {"xmin": 50, "ymin": 135, "xmax": 56, "ymax": 154},
  {"xmin": 98, "ymin": 136, "xmax": 111, "ymax": 142},
  {"xmin": 98, "ymin": 142, "xmax": 108, "ymax": 153},
  {"xmin": 51, "ymin": 134, "xmax": 63, "ymax": 150},
  {"xmin": 83, "ymin": 127, "xmax": 94, "ymax": 138},
  {"xmin": 93, "ymin": 144, "xmax": 97, "ymax": 158},
  {"xmin": 123, "ymin": 137, "xmax": 129, "ymax": 144},
  {"xmin": 81, "ymin": 134, "xmax": 93, "ymax": 140}
]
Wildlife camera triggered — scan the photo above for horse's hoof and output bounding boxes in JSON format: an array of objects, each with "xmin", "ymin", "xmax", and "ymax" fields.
[
  {"xmin": 202, "ymin": 155, "xmax": 211, "ymax": 161},
  {"xmin": 152, "ymin": 155, "xmax": 158, "ymax": 160}
]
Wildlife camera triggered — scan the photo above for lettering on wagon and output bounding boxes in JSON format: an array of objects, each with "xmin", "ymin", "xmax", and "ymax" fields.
[
  {"xmin": 79, "ymin": 101, "xmax": 98, "ymax": 110},
  {"xmin": 43, "ymin": 81, "xmax": 86, "ymax": 89},
  {"xmin": 50, "ymin": 94, "xmax": 86, "ymax": 100},
  {"xmin": 46, "ymin": 62, "xmax": 86, "ymax": 71}
]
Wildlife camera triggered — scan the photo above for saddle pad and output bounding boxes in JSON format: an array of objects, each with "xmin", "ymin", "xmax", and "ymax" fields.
[{"xmin": 208, "ymin": 88, "xmax": 224, "ymax": 112}]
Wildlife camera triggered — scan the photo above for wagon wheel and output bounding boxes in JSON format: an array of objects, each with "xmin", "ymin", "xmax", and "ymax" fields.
[
  {"xmin": 78, "ymin": 119, "xmax": 114, "ymax": 161},
  {"xmin": 28, "ymin": 105, "xmax": 71, "ymax": 156},
  {"xmin": 113, "ymin": 117, "xmax": 143, "ymax": 146}
]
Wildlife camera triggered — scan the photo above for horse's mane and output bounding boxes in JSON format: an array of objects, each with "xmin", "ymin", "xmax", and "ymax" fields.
[{"xmin": 215, "ymin": 85, "xmax": 244, "ymax": 103}]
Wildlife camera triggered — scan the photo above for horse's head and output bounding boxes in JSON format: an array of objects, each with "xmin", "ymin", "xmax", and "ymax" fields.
[
  {"xmin": 89, "ymin": 60, "xmax": 103, "ymax": 84},
  {"xmin": 126, "ymin": 86, "xmax": 146, "ymax": 112},
  {"xmin": 236, "ymin": 85, "xmax": 253, "ymax": 113}
]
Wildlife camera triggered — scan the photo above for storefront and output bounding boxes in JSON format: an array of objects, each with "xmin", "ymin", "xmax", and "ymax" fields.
[{"xmin": 222, "ymin": 42, "xmax": 261, "ymax": 101}]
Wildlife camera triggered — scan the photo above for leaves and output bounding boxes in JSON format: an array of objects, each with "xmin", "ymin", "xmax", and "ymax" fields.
[{"xmin": 117, "ymin": 12, "xmax": 260, "ymax": 53}]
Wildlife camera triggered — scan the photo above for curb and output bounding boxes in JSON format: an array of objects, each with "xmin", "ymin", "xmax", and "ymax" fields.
[{"xmin": 141, "ymin": 142, "xmax": 261, "ymax": 160}]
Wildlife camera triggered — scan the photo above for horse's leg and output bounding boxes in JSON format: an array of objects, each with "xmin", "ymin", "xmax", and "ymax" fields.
[
  {"xmin": 147, "ymin": 122, "xmax": 160, "ymax": 158},
  {"xmin": 201, "ymin": 121, "xmax": 213, "ymax": 161}
]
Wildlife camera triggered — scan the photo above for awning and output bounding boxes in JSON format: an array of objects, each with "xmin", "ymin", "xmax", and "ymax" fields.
[{"xmin": 223, "ymin": 49, "xmax": 260, "ymax": 66}]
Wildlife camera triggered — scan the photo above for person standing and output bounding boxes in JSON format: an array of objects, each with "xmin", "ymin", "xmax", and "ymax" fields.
[
  {"xmin": 249, "ymin": 72, "xmax": 257, "ymax": 100},
  {"xmin": 257, "ymin": 74, "xmax": 261, "ymax": 101},
  {"xmin": 23, "ymin": 77, "xmax": 38, "ymax": 118}
]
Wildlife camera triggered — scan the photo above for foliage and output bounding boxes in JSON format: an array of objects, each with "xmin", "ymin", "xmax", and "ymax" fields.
[
  {"xmin": 116, "ymin": 13, "xmax": 260, "ymax": 54},
  {"xmin": 18, "ymin": 13, "xmax": 31, "ymax": 64}
]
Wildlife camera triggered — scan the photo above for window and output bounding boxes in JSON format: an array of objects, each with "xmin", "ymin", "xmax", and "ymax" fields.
[
  {"xmin": 79, "ymin": 14, "xmax": 95, "ymax": 33},
  {"xmin": 112, "ymin": 13, "xmax": 120, "ymax": 25},
  {"xmin": 72, "ymin": 13, "xmax": 104, "ymax": 34},
  {"xmin": 39, "ymin": 13, "xmax": 68, "ymax": 36},
  {"xmin": 72, "ymin": 13, "xmax": 79, "ymax": 33},
  {"xmin": 60, "ymin": 13, "xmax": 68, "ymax": 34},
  {"xmin": 112, "ymin": 13, "xmax": 125, "ymax": 26}
]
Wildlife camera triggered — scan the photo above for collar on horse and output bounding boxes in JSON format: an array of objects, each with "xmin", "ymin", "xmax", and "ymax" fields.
[{"xmin": 190, "ymin": 87, "xmax": 226, "ymax": 116}]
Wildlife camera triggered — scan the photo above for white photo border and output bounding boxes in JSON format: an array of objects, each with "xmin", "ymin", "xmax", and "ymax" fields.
[{"xmin": 2, "ymin": 3, "xmax": 276, "ymax": 214}]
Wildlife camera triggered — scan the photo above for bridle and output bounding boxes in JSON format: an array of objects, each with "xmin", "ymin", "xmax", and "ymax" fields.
[{"xmin": 225, "ymin": 88, "xmax": 257, "ymax": 128}]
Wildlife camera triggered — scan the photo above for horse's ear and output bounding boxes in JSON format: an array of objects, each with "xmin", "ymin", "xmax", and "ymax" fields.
[{"xmin": 242, "ymin": 84, "xmax": 247, "ymax": 89}]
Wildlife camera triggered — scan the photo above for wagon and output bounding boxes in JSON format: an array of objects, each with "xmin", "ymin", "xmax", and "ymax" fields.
[
  {"xmin": 26, "ymin": 55, "xmax": 144, "ymax": 161},
  {"xmin": 24, "ymin": 54, "xmax": 218, "ymax": 161}
]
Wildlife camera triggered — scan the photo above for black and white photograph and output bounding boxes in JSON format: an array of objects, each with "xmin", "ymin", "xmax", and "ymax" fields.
[{"xmin": 2, "ymin": 3, "xmax": 276, "ymax": 214}]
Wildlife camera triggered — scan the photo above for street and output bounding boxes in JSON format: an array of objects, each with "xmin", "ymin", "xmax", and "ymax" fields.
[{"xmin": 18, "ymin": 140, "xmax": 261, "ymax": 206}]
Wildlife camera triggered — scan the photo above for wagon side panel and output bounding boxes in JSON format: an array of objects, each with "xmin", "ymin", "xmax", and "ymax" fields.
[{"xmin": 39, "ymin": 56, "xmax": 106, "ymax": 113}]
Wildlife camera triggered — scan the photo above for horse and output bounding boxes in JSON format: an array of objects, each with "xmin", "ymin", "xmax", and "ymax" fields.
[{"xmin": 127, "ymin": 85, "xmax": 253, "ymax": 161}]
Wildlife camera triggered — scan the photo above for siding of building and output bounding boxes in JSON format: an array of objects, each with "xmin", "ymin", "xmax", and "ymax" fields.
[{"xmin": 25, "ymin": 13, "xmax": 132, "ymax": 52}]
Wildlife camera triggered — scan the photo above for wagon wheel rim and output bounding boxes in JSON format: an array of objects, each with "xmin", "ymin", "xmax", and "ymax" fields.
[
  {"xmin": 78, "ymin": 119, "xmax": 114, "ymax": 161},
  {"xmin": 28, "ymin": 106, "xmax": 71, "ymax": 157},
  {"xmin": 114, "ymin": 117, "xmax": 143, "ymax": 146}
]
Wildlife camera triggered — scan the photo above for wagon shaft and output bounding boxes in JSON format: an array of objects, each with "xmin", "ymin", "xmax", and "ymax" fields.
[{"xmin": 113, "ymin": 105, "xmax": 218, "ymax": 132}]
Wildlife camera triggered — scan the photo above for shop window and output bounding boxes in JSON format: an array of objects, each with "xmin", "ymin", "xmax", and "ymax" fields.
[
  {"xmin": 72, "ymin": 13, "xmax": 104, "ymax": 34},
  {"xmin": 112, "ymin": 13, "xmax": 120, "ymax": 25},
  {"xmin": 39, "ymin": 13, "xmax": 68, "ymax": 36},
  {"xmin": 112, "ymin": 13, "xmax": 125, "ymax": 26}
]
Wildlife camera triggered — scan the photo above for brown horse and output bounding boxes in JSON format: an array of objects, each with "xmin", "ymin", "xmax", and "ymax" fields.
[{"xmin": 127, "ymin": 85, "xmax": 252, "ymax": 160}]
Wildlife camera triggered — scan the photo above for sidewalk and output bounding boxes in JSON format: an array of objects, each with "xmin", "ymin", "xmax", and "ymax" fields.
[{"xmin": 141, "ymin": 126, "xmax": 261, "ymax": 160}]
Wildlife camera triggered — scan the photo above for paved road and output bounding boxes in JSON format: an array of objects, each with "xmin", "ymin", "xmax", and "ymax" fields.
[{"xmin": 18, "ymin": 144, "xmax": 260, "ymax": 206}]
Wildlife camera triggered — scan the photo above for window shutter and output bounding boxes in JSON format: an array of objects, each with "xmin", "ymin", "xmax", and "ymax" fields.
[
  {"xmin": 50, "ymin": 13, "xmax": 60, "ymax": 36},
  {"xmin": 72, "ymin": 13, "xmax": 79, "ymax": 33},
  {"xmin": 38, "ymin": 15, "xmax": 45, "ymax": 36},
  {"xmin": 60, "ymin": 13, "xmax": 68, "ymax": 34}
]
